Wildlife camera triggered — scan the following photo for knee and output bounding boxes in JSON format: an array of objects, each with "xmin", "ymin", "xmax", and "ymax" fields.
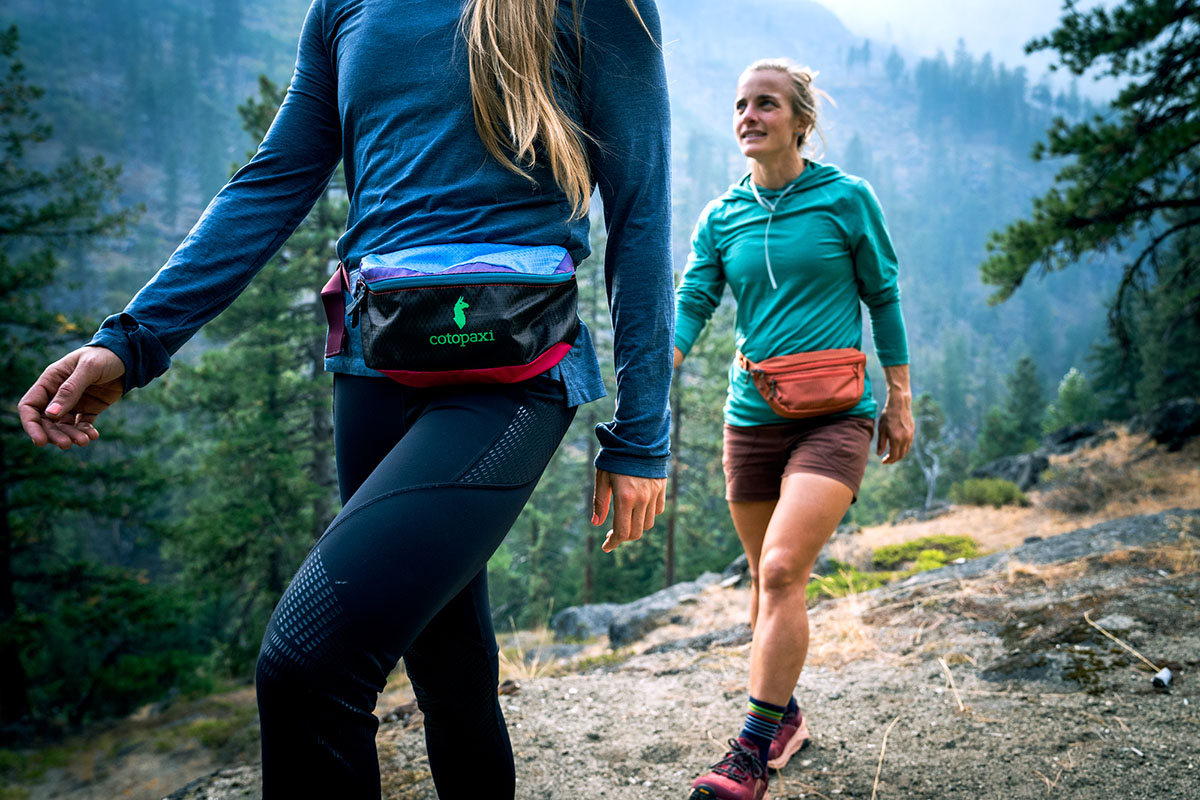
[{"xmin": 757, "ymin": 548, "xmax": 810, "ymax": 595}]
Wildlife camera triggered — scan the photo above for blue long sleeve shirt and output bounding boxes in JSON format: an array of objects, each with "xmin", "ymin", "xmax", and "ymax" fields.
[{"xmin": 88, "ymin": 0, "xmax": 674, "ymax": 478}]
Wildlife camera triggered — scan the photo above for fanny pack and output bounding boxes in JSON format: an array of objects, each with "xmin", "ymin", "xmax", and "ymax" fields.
[
  {"xmin": 736, "ymin": 347, "xmax": 866, "ymax": 419},
  {"xmin": 322, "ymin": 244, "xmax": 579, "ymax": 387}
]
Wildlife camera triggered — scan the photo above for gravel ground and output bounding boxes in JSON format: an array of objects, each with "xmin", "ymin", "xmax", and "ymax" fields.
[{"xmin": 155, "ymin": 509, "xmax": 1200, "ymax": 800}]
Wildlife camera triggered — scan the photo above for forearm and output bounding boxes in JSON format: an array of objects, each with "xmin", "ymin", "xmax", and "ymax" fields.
[
  {"xmin": 883, "ymin": 363, "xmax": 912, "ymax": 408},
  {"xmin": 91, "ymin": 1, "xmax": 342, "ymax": 391},
  {"xmin": 584, "ymin": 0, "xmax": 673, "ymax": 477}
]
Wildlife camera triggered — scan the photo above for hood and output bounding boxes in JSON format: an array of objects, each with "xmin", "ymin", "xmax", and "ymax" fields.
[{"xmin": 723, "ymin": 161, "xmax": 846, "ymax": 204}]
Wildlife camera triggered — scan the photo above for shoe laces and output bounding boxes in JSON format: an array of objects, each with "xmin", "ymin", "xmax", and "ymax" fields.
[{"xmin": 710, "ymin": 738, "xmax": 765, "ymax": 782}]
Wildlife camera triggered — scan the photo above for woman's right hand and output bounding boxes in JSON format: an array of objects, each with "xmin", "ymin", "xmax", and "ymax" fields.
[
  {"xmin": 673, "ymin": 346, "xmax": 684, "ymax": 369},
  {"xmin": 18, "ymin": 346, "xmax": 126, "ymax": 449}
]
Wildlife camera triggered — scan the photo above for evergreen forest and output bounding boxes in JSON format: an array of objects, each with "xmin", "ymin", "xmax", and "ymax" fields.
[{"xmin": 2, "ymin": 0, "xmax": 1197, "ymax": 739}]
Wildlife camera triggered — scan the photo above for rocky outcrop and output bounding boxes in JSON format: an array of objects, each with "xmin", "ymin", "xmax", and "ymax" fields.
[
  {"xmin": 896, "ymin": 507, "xmax": 1200, "ymax": 589},
  {"xmin": 1041, "ymin": 421, "xmax": 1114, "ymax": 454},
  {"xmin": 164, "ymin": 766, "xmax": 259, "ymax": 799},
  {"xmin": 551, "ymin": 573, "xmax": 721, "ymax": 647},
  {"xmin": 891, "ymin": 502, "xmax": 953, "ymax": 525},
  {"xmin": 969, "ymin": 451, "xmax": 1050, "ymax": 491},
  {"xmin": 642, "ymin": 623, "xmax": 752, "ymax": 655},
  {"xmin": 550, "ymin": 603, "xmax": 620, "ymax": 642},
  {"xmin": 1129, "ymin": 398, "xmax": 1200, "ymax": 451},
  {"xmin": 607, "ymin": 572, "xmax": 720, "ymax": 646}
]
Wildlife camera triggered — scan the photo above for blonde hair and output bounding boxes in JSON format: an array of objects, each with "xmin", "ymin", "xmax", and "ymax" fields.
[
  {"xmin": 743, "ymin": 58, "xmax": 834, "ymax": 155},
  {"xmin": 462, "ymin": 0, "xmax": 653, "ymax": 220}
]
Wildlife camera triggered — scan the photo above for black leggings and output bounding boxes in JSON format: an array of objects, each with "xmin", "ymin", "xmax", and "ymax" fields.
[{"xmin": 256, "ymin": 374, "xmax": 576, "ymax": 798}]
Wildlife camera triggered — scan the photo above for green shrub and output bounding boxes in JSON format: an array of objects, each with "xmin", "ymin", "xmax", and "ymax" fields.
[
  {"xmin": 805, "ymin": 560, "xmax": 892, "ymax": 602},
  {"xmin": 949, "ymin": 477, "xmax": 1029, "ymax": 508},
  {"xmin": 871, "ymin": 535, "xmax": 979, "ymax": 571}
]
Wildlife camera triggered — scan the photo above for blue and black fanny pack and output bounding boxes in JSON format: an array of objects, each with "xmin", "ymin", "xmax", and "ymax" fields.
[{"xmin": 322, "ymin": 243, "xmax": 578, "ymax": 387}]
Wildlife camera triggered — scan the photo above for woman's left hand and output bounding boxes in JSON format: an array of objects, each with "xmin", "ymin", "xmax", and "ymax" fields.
[
  {"xmin": 592, "ymin": 469, "xmax": 667, "ymax": 553},
  {"xmin": 877, "ymin": 364, "xmax": 914, "ymax": 464}
]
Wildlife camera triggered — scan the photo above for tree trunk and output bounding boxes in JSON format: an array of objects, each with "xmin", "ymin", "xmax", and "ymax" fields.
[
  {"xmin": 664, "ymin": 378, "xmax": 682, "ymax": 588},
  {"xmin": 583, "ymin": 412, "xmax": 596, "ymax": 604},
  {"xmin": 0, "ymin": 440, "xmax": 32, "ymax": 726}
]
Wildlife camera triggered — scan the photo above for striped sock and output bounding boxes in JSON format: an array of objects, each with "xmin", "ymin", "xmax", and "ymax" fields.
[
  {"xmin": 740, "ymin": 695, "xmax": 786, "ymax": 765},
  {"xmin": 785, "ymin": 695, "xmax": 799, "ymax": 718}
]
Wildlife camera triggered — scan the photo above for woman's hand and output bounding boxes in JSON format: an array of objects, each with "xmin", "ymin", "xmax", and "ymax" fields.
[
  {"xmin": 876, "ymin": 364, "xmax": 913, "ymax": 464},
  {"xmin": 673, "ymin": 346, "xmax": 684, "ymax": 369},
  {"xmin": 18, "ymin": 346, "xmax": 126, "ymax": 449},
  {"xmin": 592, "ymin": 469, "xmax": 667, "ymax": 553}
]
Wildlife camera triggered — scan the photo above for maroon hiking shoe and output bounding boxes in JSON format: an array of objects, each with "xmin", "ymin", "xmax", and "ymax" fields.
[
  {"xmin": 766, "ymin": 708, "xmax": 810, "ymax": 770},
  {"xmin": 689, "ymin": 737, "xmax": 768, "ymax": 800}
]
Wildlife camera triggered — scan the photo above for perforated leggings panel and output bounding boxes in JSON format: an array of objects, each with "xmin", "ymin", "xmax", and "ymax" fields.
[{"xmin": 256, "ymin": 374, "xmax": 576, "ymax": 799}]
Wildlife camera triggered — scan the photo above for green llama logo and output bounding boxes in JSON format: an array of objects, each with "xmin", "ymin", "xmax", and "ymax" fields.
[
  {"xmin": 453, "ymin": 296, "xmax": 469, "ymax": 329},
  {"xmin": 428, "ymin": 295, "xmax": 494, "ymax": 347}
]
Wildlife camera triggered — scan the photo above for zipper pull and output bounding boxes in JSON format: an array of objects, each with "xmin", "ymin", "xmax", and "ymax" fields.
[{"xmin": 346, "ymin": 277, "xmax": 366, "ymax": 327}]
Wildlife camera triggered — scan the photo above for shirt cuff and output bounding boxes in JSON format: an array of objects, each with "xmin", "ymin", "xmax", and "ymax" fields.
[
  {"xmin": 594, "ymin": 449, "xmax": 669, "ymax": 479},
  {"xmin": 88, "ymin": 313, "xmax": 172, "ymax": 393}
]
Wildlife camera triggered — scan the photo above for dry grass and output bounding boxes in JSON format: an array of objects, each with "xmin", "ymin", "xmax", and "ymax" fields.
[
  {"xmin": 833, "ymin": 429, "xmax": 1200, "ymax": 568},
  {"xmin": 497, "ymin": 621, "xmax": 557, "ymax": 682},
  {"xmin": 807, "ymin": 585, "xmax": 886, "ymax": 668}
]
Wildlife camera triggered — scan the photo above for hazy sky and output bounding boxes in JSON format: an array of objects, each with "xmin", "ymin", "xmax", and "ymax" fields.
[{"xmin": 810, "ymin": 0, "xmax": 1113, "ymax": 95}]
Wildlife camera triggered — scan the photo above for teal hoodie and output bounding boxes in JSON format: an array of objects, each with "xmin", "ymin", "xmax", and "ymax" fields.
[{"xmin": 675, "ymin": 161, "xmax": 908, "ymax": 426}]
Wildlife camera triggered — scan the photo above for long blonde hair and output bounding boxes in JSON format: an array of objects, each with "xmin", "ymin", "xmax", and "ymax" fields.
[{"xmin": 461, "ymin": 0, "xmax": 653, "ymax": 219}]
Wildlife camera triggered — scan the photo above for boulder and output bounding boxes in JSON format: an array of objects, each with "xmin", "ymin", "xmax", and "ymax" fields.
[
  {"xmin": 891, "ymin": 502, "xmax": 953, "ymax": 525},
  {"xmin": 1139, "ymin": 398, "xmax": 1200, "ymax": 452},
  {"xmin": 721, "ymin": 553, "xmax": 750, "ymax": 587},
  {"xmin": 643, "ymin": 623, "xmax": 752, "ymax": 655},
  {"xmin": 607, "ymin": 572, "xmax": 720, "ymax": 647},
  {"xmin": 1042, "ymin": 422, "xmax": 1107, "ymax": 455},
  {"xmin": 524, "ymin": 643, "xmax": 585, "ymax": 665},
  {"xmin": 550, "ymin": 603, "xmax": 618, "ymax": 642},
  {"xmin": 970, "ymin": 452, "xmax": 1050, "ymax": 491}
]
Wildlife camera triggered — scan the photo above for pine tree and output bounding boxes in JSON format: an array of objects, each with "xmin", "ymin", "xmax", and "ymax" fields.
[
  {"xmin": 981, "ymin": 0, "xmax": 1200, "ymax": 352},
  {"xmin": 1044, "ymin": 367, "xmax": 1100, "ymax": 432},
  {"xmin": 160, "ymin": 76, "xmax": 341, "ymax": 672},
  {"xmin": 1005, "ymin": 355, "xmax": 1045, "ymax": 444},
  {"xmin": 0, "ymin": 25, "xmax": 176, "ymax": 730}
]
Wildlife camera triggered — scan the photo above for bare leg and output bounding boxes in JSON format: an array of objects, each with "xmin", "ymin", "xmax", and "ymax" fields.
[
  {"xmin": 748, "ymin": 473, "xmax": 852, "ymax": 704},
  {"xmin": 728, "ymin": 500, "xmax": 775, "ymax": 630}
]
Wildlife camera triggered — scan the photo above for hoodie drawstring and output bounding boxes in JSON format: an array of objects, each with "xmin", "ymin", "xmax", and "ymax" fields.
[{"xmin": 749, "ymin": 179, "xmax": 797, "ymax": 290}]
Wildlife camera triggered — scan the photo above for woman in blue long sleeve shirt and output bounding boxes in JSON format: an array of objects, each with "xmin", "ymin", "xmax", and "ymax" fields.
[{"xmin": 18, "ymin": 1, "xmax": 673, "ymax": 796}]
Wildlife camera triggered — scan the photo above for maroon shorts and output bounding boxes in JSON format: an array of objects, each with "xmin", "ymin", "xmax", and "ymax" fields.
[{"xmin": 722, "ymin": 415, "xmax": 876, "ymax": 502}]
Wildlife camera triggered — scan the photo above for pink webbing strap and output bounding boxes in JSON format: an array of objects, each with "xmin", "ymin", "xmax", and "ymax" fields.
[
  {"xmin": 321, "ymin": 263, "xmax": 350, "ymax": 358},
  {"xmin": 379, "ymin": 342, "xmax": 573, "ymax": 388}
]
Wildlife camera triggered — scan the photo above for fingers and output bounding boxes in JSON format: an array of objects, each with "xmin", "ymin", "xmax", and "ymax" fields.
[
  {"xmin": 599, "ymin": 474, "xmax": 668, "ymax": 553},
  {"xmin": 592, "ymin": 468, "xmax": 612, "ymax": 526},
  {"xmin": 878, "ymin": 417, "xmax": 912, "ymax": 465},
  {"xmin": 19, "ymin": 360, "xmax": 86, "ymax": 449},
  {"xmin": 45, "ymin": 362, "xmax": 96, "ymax": 421},
  {"xmin": 602, "ymin": 483, "xmax": 637, "ymax": 554},
  {"xmin": 18, "ymin": 381, "xmax": 54, "ymax": 447},
  {"xmin": 875, "ymin": 411, "xmax": 889, "ymax": 457},
  {"xmin": 18, "ymin": 348, "xmax": 123, "ymax": 449}
]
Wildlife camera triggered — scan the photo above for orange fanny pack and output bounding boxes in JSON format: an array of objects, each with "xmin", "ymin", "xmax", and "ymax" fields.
[{"xmin": 736, "ymin": 347, "xmax": 867, "ymax": 419}]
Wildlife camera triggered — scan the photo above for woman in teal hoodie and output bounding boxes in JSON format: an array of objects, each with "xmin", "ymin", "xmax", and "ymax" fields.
[{"xmin": 680, "ymin": 59, "xmax": 913, "ymax": 800}]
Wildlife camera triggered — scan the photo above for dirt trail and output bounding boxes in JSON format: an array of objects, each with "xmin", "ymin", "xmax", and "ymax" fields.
[
  {"xmin": 150, "ymin": 509, "xmax": 1200, "ymax": 800},
  {"xmin": 10, "ymin": 430, "xmax": 1200, "ymax": 800}
]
